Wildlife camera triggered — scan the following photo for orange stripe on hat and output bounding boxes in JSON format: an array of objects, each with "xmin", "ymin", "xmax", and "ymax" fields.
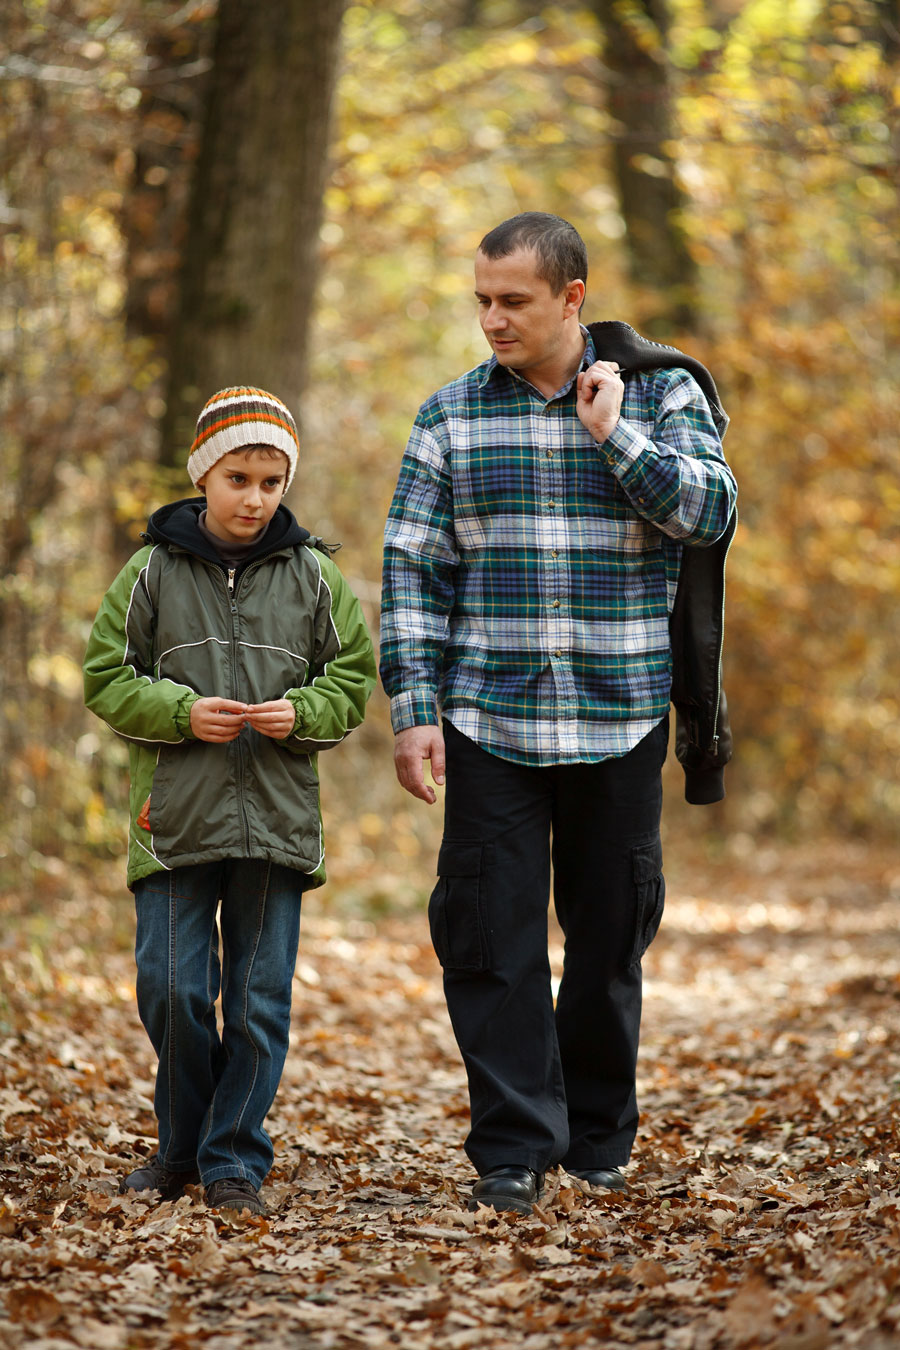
[{"xmin": 187, "ymin": 387, "xmax": 300, "ymax": 489}]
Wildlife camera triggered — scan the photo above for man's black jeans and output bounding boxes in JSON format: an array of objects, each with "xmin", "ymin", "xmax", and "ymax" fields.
[{"xmin": 429, "ymin": 718, "xmax": 667, "ymax": 1176}]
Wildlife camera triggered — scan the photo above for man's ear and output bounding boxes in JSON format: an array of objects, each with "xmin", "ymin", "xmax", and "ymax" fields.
[
  {"xmin": 196, "ymin": 473, "xmax": 207, "ymax": 495},
  {"xmin": 562, "ymin": 278, "xmax": 586, "ymax": 318}
]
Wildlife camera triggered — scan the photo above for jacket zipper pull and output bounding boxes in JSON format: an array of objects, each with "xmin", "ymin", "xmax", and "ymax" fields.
[{"xmin": 227, "ymin": 568, "xmax": 236, "ymax": 594}]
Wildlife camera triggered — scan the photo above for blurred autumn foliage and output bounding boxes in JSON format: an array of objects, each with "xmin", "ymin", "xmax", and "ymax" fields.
[{"xmin": 1, "ymin": 0, "xmax": 898, "ymax": 903}]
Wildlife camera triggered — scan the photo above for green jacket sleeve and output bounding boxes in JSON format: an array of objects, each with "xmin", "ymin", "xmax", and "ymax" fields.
[
  {"xmin": 283, "ymin": 552, "xmax": 376, "ymax": 753},
  {"xmin": 83, "ymin": 546, "xmax": 199, "ymax": 742}
]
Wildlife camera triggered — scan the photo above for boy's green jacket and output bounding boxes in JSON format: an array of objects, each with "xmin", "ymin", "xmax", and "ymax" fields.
[{"xmin": 83, "ymin": 498, "xmax": 376, "ymax": 889}]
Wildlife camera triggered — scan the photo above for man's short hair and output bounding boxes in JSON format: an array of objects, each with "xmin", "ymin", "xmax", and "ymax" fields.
[{"xmin": 478, "ymin": 212, "xmax": 588, "ymax": 296}]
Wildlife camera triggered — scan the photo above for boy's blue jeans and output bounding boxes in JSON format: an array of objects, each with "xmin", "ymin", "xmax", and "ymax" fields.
[{"xmin": 132, "ymin": 859, "xmax": 303, "ymax": 1190}]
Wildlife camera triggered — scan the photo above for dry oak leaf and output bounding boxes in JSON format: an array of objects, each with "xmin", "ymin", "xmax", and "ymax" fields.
[
  {"xmin": 723, "ymin": 1273, "xmax": 778, "ymax": 1344},
  {"xmin": 401, "ymin": 1252, "xmax": 442, "ymax": 1285},
  {"xmin": 629, "ymin": 1257, "xmax": 670, "ymax": 1288}
]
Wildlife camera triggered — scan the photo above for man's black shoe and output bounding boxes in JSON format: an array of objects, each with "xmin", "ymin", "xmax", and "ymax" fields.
[
  {"xmin": 205, "ymin": 1176, "xmax": 266, "ymax": 1216},
  {"xmin": 568, "ymin": 1165, "xmax": 627, "ymax": 1192},
  {"xmin": 468, "ymin": 1166, "xmax": 544, "ymax": 1215},
  {"xmin": 119, "ymin": 1155, "xmax": 200, "ymax": 1200}
]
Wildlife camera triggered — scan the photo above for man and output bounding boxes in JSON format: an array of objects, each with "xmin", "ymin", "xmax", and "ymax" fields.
[{"xmin": 380, "ymin": 213, "xmax": 737, "ymax": 1214}]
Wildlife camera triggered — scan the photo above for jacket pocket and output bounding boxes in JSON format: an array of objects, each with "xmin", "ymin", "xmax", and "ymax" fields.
[
  {"xmin": 428, "ymin": 839, "xmax": 489, "ymax": 972},
  {"xmin": 629, "ymin": 836, "xmax": 665, "ymax": 967}
]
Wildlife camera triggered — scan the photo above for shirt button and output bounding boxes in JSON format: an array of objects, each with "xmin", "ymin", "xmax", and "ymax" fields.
[
  {"xmin": 554, "ymin": 650, "xmax": 562, "ymax": 658},
  {"xmin": 552, "ymin": 599, "xmax": 560, "ymax": 608},
  {"xmin": 550, "ymin": 550, "xmax": 559, "ymax": 558},
  {"xmin": 548, "ymin": 500, "xmax": 556, "ymax": 509},
  {"xmin": 547, "ymin": 450, "xmax": 554, "ymax": 458}
]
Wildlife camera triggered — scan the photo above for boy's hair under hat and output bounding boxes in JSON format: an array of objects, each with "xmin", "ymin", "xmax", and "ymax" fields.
[{"xmin": 187, "ymin": 387, "xmax": 299, "ymax": 490}]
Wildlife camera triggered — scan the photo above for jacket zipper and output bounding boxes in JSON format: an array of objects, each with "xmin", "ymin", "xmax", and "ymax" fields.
[
  {"xmin": 709, "ymin": 510, "xmax": 737, "ymax": 753},
  {"xmin": 224, "ymin": 564, "xmax": 252, "ymax": 854}
]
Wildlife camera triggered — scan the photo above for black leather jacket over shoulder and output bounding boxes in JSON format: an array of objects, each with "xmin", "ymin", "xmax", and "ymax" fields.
[{"xmin": 587, "ymin": 321, "xmax": 736, "ymax": 805}]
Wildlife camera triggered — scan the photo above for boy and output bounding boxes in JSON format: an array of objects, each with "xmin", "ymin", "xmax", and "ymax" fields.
[{"xmin": 84, "ymin": 386, "xmax": 376, "ymax": 1216}]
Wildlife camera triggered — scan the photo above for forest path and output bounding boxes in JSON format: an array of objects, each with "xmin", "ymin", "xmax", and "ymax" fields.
[{"xmin": 2, "ymin": 841, "xmax": 900, "ymax": 1349}]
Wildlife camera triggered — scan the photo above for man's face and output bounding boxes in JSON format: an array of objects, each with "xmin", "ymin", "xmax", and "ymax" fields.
[{"xmin": 474, "ymin": 247, "xmax": 583, "ymax": 382}]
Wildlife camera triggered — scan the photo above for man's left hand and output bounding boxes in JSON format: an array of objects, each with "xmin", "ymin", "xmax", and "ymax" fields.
[{"xmin": 576, "ymin": 361, "xmax": 624, "ymax": 444}]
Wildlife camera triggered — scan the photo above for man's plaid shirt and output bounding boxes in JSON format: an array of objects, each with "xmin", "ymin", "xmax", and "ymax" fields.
[{"xmin": 380, "ymin": 332, "xmax": 737, "ymax": 765}]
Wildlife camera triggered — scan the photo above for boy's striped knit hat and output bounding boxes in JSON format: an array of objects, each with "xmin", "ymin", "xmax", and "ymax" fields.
[{"xmin": 187, "ymin": 387, "xmax": 299, "ymax": 489}]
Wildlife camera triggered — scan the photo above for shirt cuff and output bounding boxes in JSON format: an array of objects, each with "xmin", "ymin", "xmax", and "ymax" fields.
[
  {"xmin": 390, "ymin": 689, "xmax": 439, "ymax": 734},
  {"xmin": 598, "ymin": 416, "xmax": 652, "ymax": 471}
]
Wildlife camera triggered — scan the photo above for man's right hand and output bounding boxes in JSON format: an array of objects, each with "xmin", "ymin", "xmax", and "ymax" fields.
[{"xmin": 393, "ymin": 725, "xmax": 445, "ymax": 805}]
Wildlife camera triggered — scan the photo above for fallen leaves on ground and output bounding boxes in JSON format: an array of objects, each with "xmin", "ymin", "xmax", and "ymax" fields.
[{"xmin": 2, "ymin": 840, "xmax": 900, "ymax": 1348}]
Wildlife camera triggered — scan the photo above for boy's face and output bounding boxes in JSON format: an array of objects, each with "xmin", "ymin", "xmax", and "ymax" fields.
[{"xmin": 197, "ymin": 448, "xmax": 289, "ymax": 544}]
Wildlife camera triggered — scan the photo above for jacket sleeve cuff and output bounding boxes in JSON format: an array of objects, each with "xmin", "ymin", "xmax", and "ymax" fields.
[
  {"xmin": 173, "ymin": 691, "xmax": 200, "ymax": 739},
  {"xmin": 390, "ymin": 690, "xmax": 439, "ymax": 734},
  {"xmin": 683, "ymin": 764, "xmax": 725, "ymax": 805},
  {"xmin": 284, "ymin": 692, "xmax": 303, "ymax": 737}
]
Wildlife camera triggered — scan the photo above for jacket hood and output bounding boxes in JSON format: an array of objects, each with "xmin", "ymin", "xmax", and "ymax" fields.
[{"xmin": 144, "ymin": 497, "xmax": 312, "ymax": 565}]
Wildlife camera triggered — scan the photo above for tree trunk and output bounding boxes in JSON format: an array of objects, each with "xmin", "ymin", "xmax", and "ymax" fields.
[
  {"xmin": 121, "ymin": 9, "xmax": 210, "ymax": 340},
  {"xmin": 592, "ymin": 0, "xmax": 698, "ymax": 333},
  {"xmin": 159, "ymin": 0, "xmax": 347, "ymax": 466},
  {"xmin": 866, "ymin": 0, "xmax": 900, "ymax": 60}
]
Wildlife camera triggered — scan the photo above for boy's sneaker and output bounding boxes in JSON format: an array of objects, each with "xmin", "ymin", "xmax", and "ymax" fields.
[
  {"xmin": 119, "ymin": 1155, "xmax": 200, "ymax": 1200},
  {"xmin": 205, "ymin": 1177, "xmax": 266, "ymax": 1216}
]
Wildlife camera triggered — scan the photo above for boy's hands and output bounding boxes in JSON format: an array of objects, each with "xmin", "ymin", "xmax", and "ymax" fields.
[
  {"xmin": 244, "ymin": 699, "xmax": 296, "ymax": 739},
  {"xmin": 190, "ymin": 697, "xmax": 249, "ymax": 741},
  {"xmin": 189, "ymin": 697, "xmax": 296, "ymax": 742}
]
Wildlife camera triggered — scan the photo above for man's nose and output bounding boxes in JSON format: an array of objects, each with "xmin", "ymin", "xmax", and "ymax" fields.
[{"xmin": 482, "ymin": 304, "xmax": 507, "ymax": 331}]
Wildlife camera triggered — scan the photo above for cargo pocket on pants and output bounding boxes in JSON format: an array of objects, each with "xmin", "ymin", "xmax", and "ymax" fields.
[
  {"xmin": 428, "ymin": 839, "xmax": 489, "ymax": 972},
  {"xmin": 629, "ymin": 836, "xmax": 665, "ymax": 968}
]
